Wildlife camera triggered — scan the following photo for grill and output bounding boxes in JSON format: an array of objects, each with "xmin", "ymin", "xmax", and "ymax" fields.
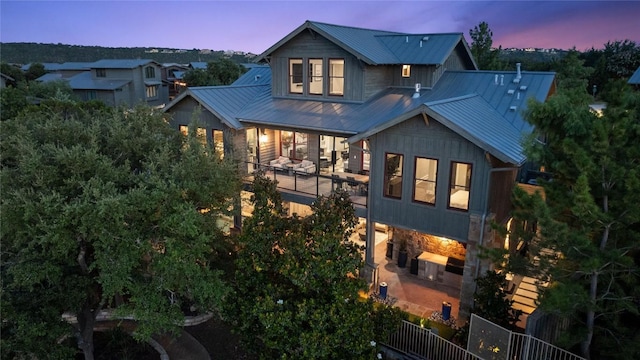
[{"xmin": 445, "ymin": 257, "xmax": 464, "ymax": 275}]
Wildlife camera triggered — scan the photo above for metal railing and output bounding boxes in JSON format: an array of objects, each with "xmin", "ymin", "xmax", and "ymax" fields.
[
  {"xmin": 245, "ymin": 162, "xmax": 368, "ymax": 207},
  {"xmin": 384, "ymin": 320, "xmax": 481, "ymax": 360}
]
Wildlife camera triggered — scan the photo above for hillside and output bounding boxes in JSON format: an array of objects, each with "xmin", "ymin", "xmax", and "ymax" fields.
[{"xmin": 0, "ymin": 42, "xmax": 257, "ymax": 65}]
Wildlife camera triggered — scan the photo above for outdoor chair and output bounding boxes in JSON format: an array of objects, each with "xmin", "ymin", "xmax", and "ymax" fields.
[
  {"xmin": 346, "ymin": 176, "xmax": 359, "ymax": 195},
  {"xmin": 332, "ymin": 174, "xmax": 344, "ymax": 191}
]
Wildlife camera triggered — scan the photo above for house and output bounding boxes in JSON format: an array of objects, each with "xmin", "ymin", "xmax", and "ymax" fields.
[
  {"xmin": 163, "ymin": 20, "xmax": 556, "ymax": 321},
  {"xmin": 161, "ymin": 63, "xmax": 189, "ymax": 100},
  {"xmin": 31, "ymin": 60, "xmax": 175, "ymax": 107},
  {"xmin": 629, "ymin": 66, "xmax": 640, "ymax": 88},
  {"xmin": 1, "ymin": 73, "xmax": 16, "ymax": 88}
]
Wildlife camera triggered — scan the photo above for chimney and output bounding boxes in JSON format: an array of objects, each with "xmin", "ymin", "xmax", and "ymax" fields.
[
  {"xmin": 494, "ymin": 74, "xmax": 499, "ymax": 85},
  {"xmin": 500, "ymin": 74, "xmax": 504, "ymax": 86},
  {"xmin": 412, "ymin": 83, "xmax": 421, "ymax": 98},
  {"xmin": 514, "ymin": 63, "xmax": 522, "ymax": 84}
]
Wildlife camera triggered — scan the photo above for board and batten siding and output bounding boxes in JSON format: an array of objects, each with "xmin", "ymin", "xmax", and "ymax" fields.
[
  {"xmin": 368, "ymin": 115, "xmax": 491, "ymax": 243},
  {"xmin": 268, "ymin": 31, "xmax": 364, "ymax": 101}
]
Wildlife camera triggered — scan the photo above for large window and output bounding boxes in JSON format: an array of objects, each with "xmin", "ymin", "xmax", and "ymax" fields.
[
  {"xmin": 448, "ymin": 162, "xmax": 472, "ymax": 211},
  {"xmin": 414, "ymin": 157, "xmax": 438, "ymax": 205},
  {"xmin": 384, "ymin": 153, "xmax": 403, "ymax": 199},
  {"xmin": 402, "ymin": 65, "xmax": 411, "ymax": 77},
  {"xmin": 145, "ymin": 66, "xmax": 155, "ymax": 79},
  {"xmin": 329, "ymin": 59, "xmax": 344, "ymax": 96},
  {"xmin": 308, "ymin": 58, "xmax": 323, "ymax": 95},
  {"xmin": 213, "ymin": 130, "xmax": 224, "ymax": 159},
  {"xmin": 280, "ymin": 131, "xmax": 307, "ymax": 160},
  {"xmin": 289, "ymin": 59, "xmax": 303, "ymax": 94},
  {"xmin": 145, "ymin": 85, "xmax": 157, "ymax": 99}
]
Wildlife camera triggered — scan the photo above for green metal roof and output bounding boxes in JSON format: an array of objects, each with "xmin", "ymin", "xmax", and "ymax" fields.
[{"xmin": 256, "ymin": 20, "xmax": 476, "ymax": 67}]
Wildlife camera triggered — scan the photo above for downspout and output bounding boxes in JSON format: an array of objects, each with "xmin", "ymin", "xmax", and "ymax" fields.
[{"xmin": 475, "ymin": 167, "xmax": 518, "ymax": 279}]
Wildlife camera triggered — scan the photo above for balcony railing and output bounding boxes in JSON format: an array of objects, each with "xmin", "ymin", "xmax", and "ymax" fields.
[{"xmin": 244, "ymin": 162, "xmax": 368, "ymax": 207}]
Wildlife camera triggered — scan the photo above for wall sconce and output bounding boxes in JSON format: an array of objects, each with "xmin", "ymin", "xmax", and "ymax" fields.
[{"xmin": 259, "ymin": 129, "xmax": 268, "ymax": 143}]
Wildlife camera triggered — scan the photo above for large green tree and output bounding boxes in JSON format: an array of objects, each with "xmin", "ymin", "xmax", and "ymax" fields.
[
  {"xmin": 469, "ymin": 21, "xmax": 502, "ymax": 70},
  {"xmin": 183, "ymin": 58, "xmax": 247, "ymax": 87},
  {"xmin": 225, "ymin": 173, "xmax": 404, "ymax": 359},
  {"xmin": 1, "ymin": 100, "xmax": 242, "ymax": 359},
  {"xmin": 499, "ymin": 70, "xmax": 640, "ymax": 358}
]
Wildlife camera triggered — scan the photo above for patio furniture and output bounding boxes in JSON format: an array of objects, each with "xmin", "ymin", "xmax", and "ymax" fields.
[
  {"xmin": 269, "ymin": 156, "xmax": 291, "ymax": 172},
  {"xmin": 332, "ymin": 174, "xmax": 344, "ymax": 190},
  {"xmin": 293, "ymin": 159, "xmax": 316, "ymax": 175},
  {"xmin": 346, "ymin": 176, "xmax": 359, "ymax": 195}
]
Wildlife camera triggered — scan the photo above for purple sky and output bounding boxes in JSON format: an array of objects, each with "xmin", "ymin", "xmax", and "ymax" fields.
[{"xmin": 1, "ymin": 1, "xmax": 638, "ymax": 54}]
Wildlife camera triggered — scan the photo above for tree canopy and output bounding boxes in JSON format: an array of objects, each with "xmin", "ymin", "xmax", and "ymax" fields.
[
  {"xmin": 1, "ymin": 99, "xmax": 242, "ymax": 359},
  {"xmin": 183, "ymin": 58, "xmax": 247, "ymax": 87},
  {"xmin": 469, "ymin": 21, "xmax": 502, "ymax": 70},
  {"xmin": 224, "ymin": 173, "xmax": 404, "ymax": 359},
  {"xmin": 497, "ymin": 55, "xmax": 640, "ymax": 359}
]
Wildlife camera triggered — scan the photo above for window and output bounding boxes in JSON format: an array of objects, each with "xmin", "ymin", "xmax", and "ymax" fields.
[
  {"xmin": 96, "ymin": 68, "xmax": 106, "ymax": 78},
  {"xmin": 179, "ymin": 125, "xmax": 188, "ymax": 136},
  {"xmin": 145, "ymin": 85, "xmax": 157, "ymax": 99},
  {"xmin": 196, "ymin": 127, "xmax": 207, "ymax": 146},
  {"xmin": 289, "ymin": 59, "xmax": 303, "ymax": 94},
  {"xmin": 213, "ymin": 130, "xmax": 224, "ymax": 159},
  {"xmin": 308, "ymin": 58, "xmax": 323, "ymax": 95},
  {"xmin": 413, "ymin": 157, "xmax": 437, "ymax": 205},
  {"xmin": 448, "ymin": 162, "xmax": 472, "ymax": 211},
  {"xmin": 87, "ymin": 90, "xmax": 97, "ymax": 100},
  {"xmin": 402, "ymin": 65, "xmax": 411, "ymax": 77},
  {"xmin": 384, "ymin": 153, "xmax": 403, "ymax": 199},
  {"xmin": 280, "ymin": 131, "xmax": 308, "ymax": 160},
  {"xmin": 145, "ymin": 66, "xmax": 155, "ymax": 79},
  {"xmin": 329, "ymin": 59, "xmax": 344, "ymax": 96}
]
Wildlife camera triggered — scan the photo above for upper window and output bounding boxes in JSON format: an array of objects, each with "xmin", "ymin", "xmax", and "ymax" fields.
[
  {"xmin": 289, "ymin": 59, "xmax": 303, "ymax": 94},
  {"xmin": 384, "ymin": 153, "xmax": 403, "ymax": 199},
  {"xmin": 448, "ymin": 162, "xmax": 472, "ymax": 211},
  {"xmin": 96, "ymin": 68, "xmax": 106, "ymax": 78},
  {"xmin": 402, "ymin": 65, "xmax": 411, "ymax": 77},
  {"xmin": 329, "ymin": 59, "xmax": 344, "ymax": 96},
  {"xmin": 145, "ymin": 66, "xmax": 156, "ymax": 79},
  {"xmin": 413, "ymin": 157, "xmax": 437, "ymax": 205},
  {"xmin": 308, "ymin": 58, "xmax": 323, "ymax": 95}
]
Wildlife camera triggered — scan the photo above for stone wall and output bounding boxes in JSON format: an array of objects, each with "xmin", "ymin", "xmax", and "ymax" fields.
[{"xmin": 392, "ymin": 228, "xmax": 467, "ymax": 260}]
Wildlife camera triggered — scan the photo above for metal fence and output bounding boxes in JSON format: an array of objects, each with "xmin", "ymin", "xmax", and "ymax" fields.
[
  {"xmin": 468, "ymin": 314, "xmax": 585, "ymax": 360},
  {"xmin": 384, "ymin": 320, "xmax": 482, "ymax": 360}
]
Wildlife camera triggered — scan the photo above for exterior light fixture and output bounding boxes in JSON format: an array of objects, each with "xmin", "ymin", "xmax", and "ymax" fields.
[{"xmin": 259, "ymin": 129, "xmax": 268, "ymax": 143}]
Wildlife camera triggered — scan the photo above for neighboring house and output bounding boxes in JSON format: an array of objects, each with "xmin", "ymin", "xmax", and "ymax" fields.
[
  {"xmin": 189, "ymin": 62, "xmax": 208, "ymax": 70},
  {"xmin": 1, "ymin": 73, "xmax": 16, "ymax": 88},
  {"xmin": 163, "ymin": 20, "xmax": 556, "ymax": 321},
  {"xmin": 162, "ymin": 63, "xmax": 189, "ymax": 100},
  {"xmin": 629, "ymin": 66, "xmax": 640, "ymax": 88},
  {"xmin": 66, "ymin": 59, "xmax": 166, "ymax": 107}
]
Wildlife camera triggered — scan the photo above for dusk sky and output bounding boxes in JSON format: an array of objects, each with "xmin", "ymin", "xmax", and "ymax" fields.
[{"xmin": 1, "ymin": 1, "xmax": 639, "ymax": 54}]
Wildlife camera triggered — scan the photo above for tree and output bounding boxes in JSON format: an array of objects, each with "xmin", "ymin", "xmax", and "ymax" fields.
[
  {"xmin": 498, "ymin": 74, "xmax": 640, "ymax": 358},
  {"xmin": 0, "ymin": 79, "xmax": 75, "ymax": 120},
  {"xmin": 473, "ymin": 271, "xmax": 522, "ymax": 328},
  {"xmin": 183, "ymin": 58, "xmax": 247, "ymax": 87},
  {"xmin": 1, "ymin": 100, "xmax": 242, "ymax": 359},
  {"xmin": 24, "ymin": 62, "xmax": 47, "ymax": 81},
  {"xmin": 225, "ymin": 173, "xmax": 404, "ymax": 359},
  {"xmin": 469, "ymin": 21, "xmax": 502, "ymax": 70}
]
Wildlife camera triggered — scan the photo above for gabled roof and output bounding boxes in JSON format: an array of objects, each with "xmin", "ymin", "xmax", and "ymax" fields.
[
  {"xmin": 163, "ymin": 84, "xmax": 270, "ymax": 130},
  {"xmin": 256, "ymin": 20, "xmax": 476, "ymax": 68},
  {"xmin": 232, "ymin": 66, "xmax": 271, "ymax": 86},
  {"xmin": 91, "ymin": 59, "xmax": 158, "ymax": 69},
  {"xmin": 190, "ymin": 62, "xmax": 208, "ymax": 69},
  {"xmin": 36, "ymin": 73, "xmax": 65, "ymax": 82},
  {"xmin": 67, "ymin": 72, "xmax": 130, "ymax": 90},
  {"xmin": 629, "ymin": 66, "xmax": 640, "ymax": 85},
  {"xmin": 21, "ymin": 62, "xmax": 94, "ymax": 71}
]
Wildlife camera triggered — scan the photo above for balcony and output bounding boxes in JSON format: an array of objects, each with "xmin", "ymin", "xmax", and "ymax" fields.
[{"xmin": 244, "ymin": 162, "xmax": 368, "ymax": 208}]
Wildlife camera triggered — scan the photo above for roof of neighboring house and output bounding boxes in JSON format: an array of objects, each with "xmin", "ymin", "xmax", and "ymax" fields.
[
  {"xmin": 231, "ymin": 66, "xmax": 271, "ymax": 86},
  {"xmin": 164, "ymin": 84, "xmax": 270, "ymax": 130},
  {"xmin": 21, "ymin": 62, "xmax": 94, "ymax": 71},
  {"xmin": 36, "ymin": 73, "xmax": 65, "ymax": 82},
  {"xmin": 256, "ymin": 20, "xmax": 476, "ymax": 68},
  {"xmin": 190, "ymin": 62, "xmax": 208, "ymax": 69},
  {"xmin": 67, "ymin": 72, "xmax": 130, "ymax": 90},
  {"xmin": 91, "ymin": 59, "xmax": 158, "ymax": 69},
  {"xmin": 629, "ymin": 66, "xmax": 640, "ymax": 84},
  {"xmin": 1, "ymin": 73, "xmax": 15, "ymax": 82}
]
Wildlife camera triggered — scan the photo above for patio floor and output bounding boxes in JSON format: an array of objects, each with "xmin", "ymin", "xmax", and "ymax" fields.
[{"xmin": 354, "ymin": 231, "xmax": 462, "ymax": 325}]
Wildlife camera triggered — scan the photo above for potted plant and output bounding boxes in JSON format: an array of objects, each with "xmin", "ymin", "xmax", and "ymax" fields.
[{"xmin": 397, "ymin": 238, "xmax": 408, "ymax": 268}]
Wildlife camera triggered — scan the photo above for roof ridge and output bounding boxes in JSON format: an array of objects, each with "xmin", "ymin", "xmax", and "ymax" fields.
[{"xmin": 306, "ymin": 20, "xmax": 406, "ymax": 35}]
